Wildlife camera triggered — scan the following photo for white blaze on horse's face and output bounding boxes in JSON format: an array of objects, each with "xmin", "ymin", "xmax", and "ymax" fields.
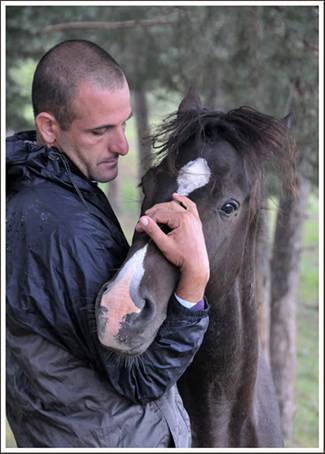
[{"xmin": 176, "ymin": 158, "xmax": 211, "ymax": 195}]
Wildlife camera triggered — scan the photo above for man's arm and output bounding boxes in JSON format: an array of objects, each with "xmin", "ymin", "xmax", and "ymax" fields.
[{"xmin": 95, "ymin": 296, "xmax": 209, "ymax": 404}]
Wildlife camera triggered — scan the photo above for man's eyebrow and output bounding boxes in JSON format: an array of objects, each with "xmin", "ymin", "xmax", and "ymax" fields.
[{"xmin": 88, "ymin": 112, "xmax": 133, "ymax": 132}]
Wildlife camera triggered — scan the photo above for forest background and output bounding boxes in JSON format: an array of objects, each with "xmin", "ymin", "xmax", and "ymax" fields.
[{"xmin": 3, "ymin": 2, "xmax": 322, "ymax": 449}]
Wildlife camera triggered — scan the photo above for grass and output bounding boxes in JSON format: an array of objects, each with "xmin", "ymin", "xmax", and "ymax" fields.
[
  {"xmin": 292, "ymin": 194, "xmax": 320, "ymax": 448},
  {"xmin": 294, "ymin": 306, "xmax": 319, "ymax": 447}
]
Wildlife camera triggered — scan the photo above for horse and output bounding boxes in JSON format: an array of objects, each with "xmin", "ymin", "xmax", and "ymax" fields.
[{"xmin": 95, "ymin": 89, "xmax": 296, "ymax": 447}]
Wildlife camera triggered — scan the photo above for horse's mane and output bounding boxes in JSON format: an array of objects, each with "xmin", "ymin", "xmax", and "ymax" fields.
[{"xmin": 151, "ymin": 106, "xmax": 296, "ymax": 193}]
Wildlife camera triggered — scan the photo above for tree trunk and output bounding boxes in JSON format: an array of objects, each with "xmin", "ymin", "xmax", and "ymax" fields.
[
  {"xmin": 106, "ymin": 87, "xmax": 151, "ymax": 214},
  {"xmin": 106, "ymin": 179, "xmax": 120, "ymax": 214},
  {"xmin": 133, "ymin": 87, "xmax": 152, "ymax": 181},
  {"xmin": 255, "ymin": 207, "xmax": 271, "ymax": 363},
  {"xmin": 269, "ymin": 174, "xmax": 311, "ymax": 442}
]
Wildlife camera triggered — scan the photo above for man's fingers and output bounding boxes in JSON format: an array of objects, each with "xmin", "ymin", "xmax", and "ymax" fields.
[
  {"xmin": 139, "ymin": 211, "xmax": 181, "ymax": 230},
  {"xmin": 172, "ymin": 193, "xmax": 199, "ymax": 216},
  {"xmin": 135, "ymin": 216, "xmax": 171, "ymax": 254},
  {"xmin": 145, "ymin": 200, "xmax": 184, "ymax": 217},
  {"xmin": 144, "ymin": 195, "xmax": 198, "ymax": 220},
  {"xmin": 144, "ymin": 195, "xmax": 198, "ymax": 218}
]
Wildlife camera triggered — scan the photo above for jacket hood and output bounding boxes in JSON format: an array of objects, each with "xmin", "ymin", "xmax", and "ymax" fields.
[{"xmin": 6, "ymin": 130, "xmax": 96, "ymax": 197}]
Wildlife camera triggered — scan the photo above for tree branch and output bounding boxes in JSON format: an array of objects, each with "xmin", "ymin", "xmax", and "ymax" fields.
[{"xmin": 41, "ymin": 15, "xmax": 178, "ymax": 34}]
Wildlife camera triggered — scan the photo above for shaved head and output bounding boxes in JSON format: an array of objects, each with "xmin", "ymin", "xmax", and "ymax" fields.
[{"xmin": 32, "ymin": 40, "xmax": 125, "ymax": 130}]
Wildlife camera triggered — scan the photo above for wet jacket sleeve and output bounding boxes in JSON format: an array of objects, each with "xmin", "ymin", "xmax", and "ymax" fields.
[{"xmin": 98, "ymin": 297, "xmax": 209, "ymax": 404}]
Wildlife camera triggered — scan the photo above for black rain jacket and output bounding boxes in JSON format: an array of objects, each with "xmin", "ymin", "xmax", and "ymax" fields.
[{"xmin": 6, "ymin": 131, "xmax": 209, "ymax": 448}]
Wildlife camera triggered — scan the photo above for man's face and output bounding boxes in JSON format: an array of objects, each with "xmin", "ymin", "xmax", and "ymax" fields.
[{"xmin": 54, "ymin": 80, "xmax": 132, "ymax": 182}]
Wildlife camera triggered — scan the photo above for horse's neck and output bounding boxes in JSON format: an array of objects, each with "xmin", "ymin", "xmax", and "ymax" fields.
[
  {"xmin": 205, "ymin": 271, "xmax": 258, "ymax": 386},
  {"xmin": 190, "ymin": 225, "xmax": 259, "ymax": 399},
  {"xmin": 179, "ymin": 266, "xmax": 260, "ymax": 447},
  {"xmin": 178, "ymin": 222, "xmax": 261, "ymax": 445},
  {"xmin": 204, "ymin": 273, "xmax": 258, "ymax": 370}
]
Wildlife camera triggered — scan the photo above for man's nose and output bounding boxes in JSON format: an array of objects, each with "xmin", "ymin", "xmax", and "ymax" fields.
[{"xmin": 109, "ymin": 127, "xmax": 129, "ymax": 155}]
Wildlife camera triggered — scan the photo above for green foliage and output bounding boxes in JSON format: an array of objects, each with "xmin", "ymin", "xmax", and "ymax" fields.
[
  {"xmin": 6, "ymin": 4, "xmax": 319, "ymax": 190},
  {"xmin": 7, "ymin": 59, "xmax": 36, "ymax": 130},
  {"xmin": 298, "ymin": 194, "xmax": 319, "ymax": 303},
  {"xmin": 294, "ymin": 302, "xmax": 319, "ymax": 447}
]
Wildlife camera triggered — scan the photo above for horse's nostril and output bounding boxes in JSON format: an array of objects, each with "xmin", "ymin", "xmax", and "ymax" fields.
[
  {"xmin": 139, "ymin": 298, "xmax": 155, "ymax": 321},
  {"xmin": 122, "ymin": 298, "xmax": 156, "ymax": 333}
]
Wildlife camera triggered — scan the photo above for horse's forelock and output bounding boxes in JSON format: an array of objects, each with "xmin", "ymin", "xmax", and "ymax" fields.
[
  {"xmin": 150, "ymin": 106, "xmax": 296, "ymax": 195},
  {"xmin": 224, "ymin": 107, "xmax": 296, "ymax": 194}
]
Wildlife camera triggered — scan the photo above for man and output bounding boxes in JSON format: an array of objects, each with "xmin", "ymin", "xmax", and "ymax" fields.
[{"xmin": 6, "ymin": 40, "xmax": 209, "ymax": 448}]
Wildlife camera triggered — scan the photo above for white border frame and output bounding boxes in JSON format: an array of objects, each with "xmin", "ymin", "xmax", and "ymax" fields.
[{"xmin": 1, "ymin": 1, "xmax": 323, "ymax": 453}]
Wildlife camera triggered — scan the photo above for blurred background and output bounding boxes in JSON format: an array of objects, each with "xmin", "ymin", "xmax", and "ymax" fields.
[{"xmin": 5, "ymin": 4, "xmax": 320, "ymax": 449}]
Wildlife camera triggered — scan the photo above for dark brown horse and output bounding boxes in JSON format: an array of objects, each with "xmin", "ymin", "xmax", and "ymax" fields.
[{"xmin": 96, "ymin": 90, "xmax": 295, "ymax": 447}]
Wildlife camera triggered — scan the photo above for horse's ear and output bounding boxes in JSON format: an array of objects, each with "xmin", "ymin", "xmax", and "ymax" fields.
[
  {"xmin": 178, "ymin": 87, "xmax": 202, "ymax": 114},
  {"xmin": 281, "ymin": 112, "xmax": 294, "ymax": 129}
]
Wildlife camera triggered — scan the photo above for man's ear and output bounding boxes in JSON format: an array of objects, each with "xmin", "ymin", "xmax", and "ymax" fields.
[{"xmin": 35, "ymin": 112, "xmax": 59, "ymax": 146}]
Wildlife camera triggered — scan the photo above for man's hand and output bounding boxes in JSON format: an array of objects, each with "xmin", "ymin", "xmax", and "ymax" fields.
[{"xmin": 135, "ymin": 193, "xmax": 210, "ymax": 302}]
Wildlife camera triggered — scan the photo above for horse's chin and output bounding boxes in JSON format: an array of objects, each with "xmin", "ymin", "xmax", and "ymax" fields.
[{"xmin": 96, "ymin": 306, "xmax": 167, "ymax": 356}]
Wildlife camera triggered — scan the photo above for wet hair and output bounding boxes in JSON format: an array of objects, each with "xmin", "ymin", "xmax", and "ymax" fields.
[{"xmin": 32, "ymin": 39, "xmax": 125, "ymax": 130}]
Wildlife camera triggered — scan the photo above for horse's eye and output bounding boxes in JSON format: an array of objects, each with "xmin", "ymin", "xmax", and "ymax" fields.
[{"xmin": 220, "ymin": 200, "xmax": 239, "ymax": 216}]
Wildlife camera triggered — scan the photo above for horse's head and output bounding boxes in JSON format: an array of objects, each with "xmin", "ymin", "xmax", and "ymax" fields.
[{"xmin": 96, "ymin": 89, "xmax": 295, "ymax": 356}]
